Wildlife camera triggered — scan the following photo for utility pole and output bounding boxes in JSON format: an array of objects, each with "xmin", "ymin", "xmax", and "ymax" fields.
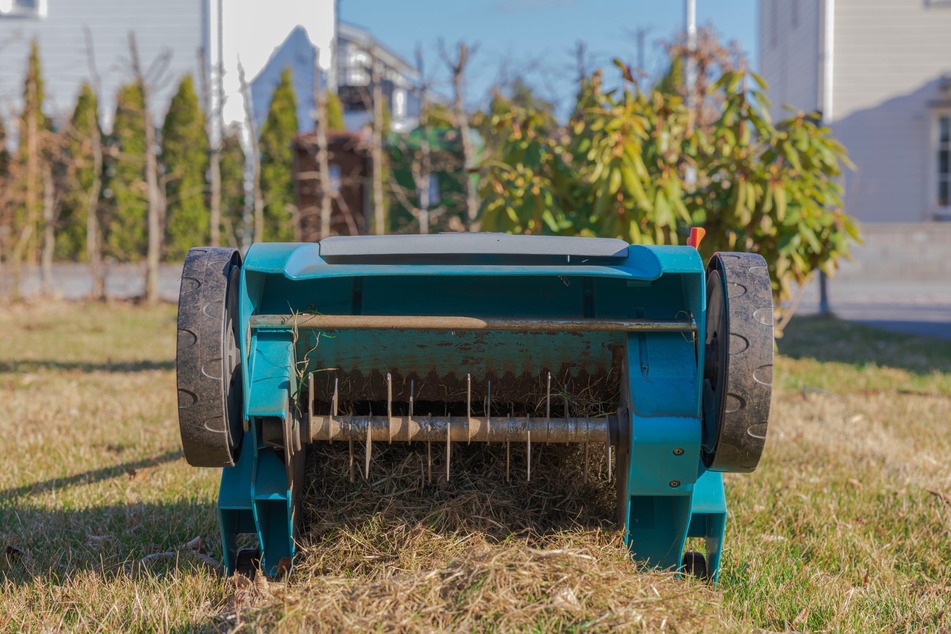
[
  {"xmin": 370, "ymin": 47, "xmax": 385, "ymax": 235},
  {"xmin": 415, "ymin": 45, "xmax": 431, "ymax": 234},
  {"xmin": 684, "ymin": 0, "xmax": 697, "ymax": 114},
  {"xmin": 634, "ymin": 28, "xmax": 649, "ymax": 73},
  {"xmin": 684, "ymin": 0, "xmax": 698, "ymax": 189},
  {"xmin": 574, "ymin": 40, "xmax": 587, "ymax": 89},
  {"xmin": 314, "ymin": 48, "xmax": 333, "ymax": 240}
]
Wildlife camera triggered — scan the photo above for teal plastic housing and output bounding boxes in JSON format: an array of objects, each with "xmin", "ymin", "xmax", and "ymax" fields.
[{"xmin": 217, "ymin": 240, "xmax": 728, "ymax": 579}]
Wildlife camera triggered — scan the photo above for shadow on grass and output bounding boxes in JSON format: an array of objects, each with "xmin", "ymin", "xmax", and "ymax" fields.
[
  {"xmin": 2, "ymin": 444, "xmax": 617, "ymax": 585},
  {"xmin": 0, "ymin": 359, "xmax": 175, "ymax": 373},
  {"xmin": 779, "ymin": 314, "xmax": 951, "ymax": 376},
  {"xmin": 0, "ymin": 497, "xmax": 219, "ymax": 586},
  {"xmin": 0, "ymin": 450, "xmax": 182, "ymax": 502}
]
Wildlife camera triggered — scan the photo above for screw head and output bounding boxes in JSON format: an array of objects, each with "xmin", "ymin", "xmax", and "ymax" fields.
[
  {"xmin": 673, "ymin": 448, "xmax": 684, "ymax": 455},
  {"xmin": 669, "ymin": 480, "xmax": 681, "ymax": 488}
]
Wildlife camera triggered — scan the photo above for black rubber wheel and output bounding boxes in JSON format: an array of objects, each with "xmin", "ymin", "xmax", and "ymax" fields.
[
  {"xmin": 681, "ymin": 551, "xmax": 709, "ymax": 579},
  {"xmin": 701, "ymin": 252, "xmax": 773, "ymax": 473},
  {"xmin": 176, "ymin": 247, "xmax": 244, "ymax": 467}
]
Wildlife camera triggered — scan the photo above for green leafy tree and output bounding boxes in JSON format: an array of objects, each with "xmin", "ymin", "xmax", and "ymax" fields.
[
  {"xmin": 693, "ymin": 72, "xmax": 857, "ymax": 302},
  {"xmin": 479, "ymin": 61, "xmax": 858, "ymax": 316},
  {"xmin": 105, "ymin": 82, "xmax": 148, "ymax": 261},
  {"xmin": 326, "ymin": 91, "xmax": 345, "ymax": 131},
  {"xmin": 57, "ymin": 83, "xmax": 101, "ymax": 260},
  {"xmin": 162, "ymin": 75, "xmax": 209, "ymax": 259},
  {"xmin": 259, "ymin": 67, "xmax": 298, "ymax": 241},
  {"xmin": 219, "ymin": 125, "xmax": 246, "ymax": 247},
  {"xmin": 478, "ymin": 99, "xmax": 575, "ymax": 235}
]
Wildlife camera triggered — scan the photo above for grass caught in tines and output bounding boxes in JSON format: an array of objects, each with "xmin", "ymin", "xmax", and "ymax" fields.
[{"xmin": 0, "ymin": 302, "xmax": 949, "ymax": 632}]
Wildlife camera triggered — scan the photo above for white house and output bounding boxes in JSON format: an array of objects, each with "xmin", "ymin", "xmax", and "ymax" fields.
[
  {"xmin": 0, "ymin": 0, "xmax": 334, "ymax": 139},
  {"xmin": 209, "ymin": 0, "xmax": 336, "ymax": 143},
  {"xmin": 335, "ymin": 22, "xmax": 419, "ymax": 133},
  {"xmin": 1, "ymin": 2, "xmax": 416, "ymax": 145},
  {"xmin": 246, "ymin": 21, "xmax": 419, "ymax": 136},
  {"xmin": 758, "ymin": 0, "xmax": 951, "ymax": 222}
]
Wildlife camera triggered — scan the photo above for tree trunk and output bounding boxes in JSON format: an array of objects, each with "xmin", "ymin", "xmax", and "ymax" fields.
[
  {"xmin": 445, "ymin": 42, "xmax": 478, "ymax": 230},
  {"xmin": 130, "ymin": 33, "xmax": 164, "ymax": 304},
  {"xmin": 87, "ymin": 107, "xmax": 105, "ymax": 300},
  {"xmin": 415, "ymin": 46, "xmax": 431, "ymax": 235},
  {"xmin": 83, "ymin": 26, "xmax": 106, "ymax": 300},
  {"xmin": 209, "ymin": 140, "xmax": 221, "ymax": 246},
  {"xmin": 25, "ymin": 75, "xmax": 39, "ymax": 266},
  {"xmin": 144, "ymin": 111, "xmax": 162, "ymax": 304},
  {"xmin": 40, "ymin": 161, "xmax": 55, "ymax": 296},
  {"xmin": 370, "ymin": 48, "xmax": 385, "ymax": 235},
  {"xmin": 10, "ymin": 72, "xmax": 41, "ymax": 299},
  {"xmin": 315, "ymin": 50, "xmax": 333, "ymax": 240},
  {"xmin": 239, "ymin": 63, "xmax": 265, "ymax": 243},
  {"xmin": 201, "ymin": 48, "xmax": 222, "ymax": 247}
]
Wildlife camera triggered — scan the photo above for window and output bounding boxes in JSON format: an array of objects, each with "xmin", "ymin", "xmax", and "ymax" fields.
[
  {"xmin": 939, "ymin": 116, "xmax": 950, "ymax": 208},
  {"xmin": 345, "ymin": 51, "xmax": 369, "ymax": 87},
  {"xmin": 328, "ymin": 164, "xmax": 341, "ymax": 196},
  {"xmin": 393, "ymin": 88, "xmax": 406, "ymax": 118},
  {"xmin": 430, "ymin": 174, "xmax": 441, "ymax": 205},
  {"xmin": 0, "ymin": 0, "xmax": 47, "ymax": 18}
]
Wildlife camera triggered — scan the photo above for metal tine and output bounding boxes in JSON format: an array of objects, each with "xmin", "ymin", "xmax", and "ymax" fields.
[
  {"xmin": 546, "ymin": 372, "xmax": 551, "ymax": 418},
  {"xmin": 365, "ymin": 410, "xmax": 372, "ymax": 480},
  {"xmin": 426, "ymin": 413, "xmax": 432, "ymax": 484},
  {"xmin": 308, "ymin": 372, "xmax": 314, "ymax": 434},
  {"xmin": 409, "ymin": 379, "xmax": 415, "ymax": 446},
  {"xmin": 330, "ymin": 376, "xmax": 338, "ymax": 445},
  {"xmin": 332, "ymin": 377, "xmax": 339, "ymax": 415},
  {"xmin": 527, "ymin": 415, "xmax": 532, "ymax": 482},
  {"xmin": 546, "ymin": 372, "xmax": 551, "ymax": 441},
  {"xmin": 387, "ymin": 372, "xmax": 393, "ymax": 443},
  {"xmin": 486, "ymin": 380, "xmax": 492, "ymax": 438},
  {"xmin": 506, "ymin": 402, "xmax": 511, "ymax": 483},
  {"xmin": 348, "ymin": 414, "xmax": 355, "ymax": 482},
  {"xmin": 467, "ymin": 373, "xmax": 472, "ymax": 444},
  {"xmin": 446, "ymin": 409, "xmax": 451, "ymax": 483}
]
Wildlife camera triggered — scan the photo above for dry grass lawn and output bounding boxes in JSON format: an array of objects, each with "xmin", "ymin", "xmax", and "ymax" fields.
[{"xmin": 0, "ymin": 301, "xmax": 948, "ymax": 632}]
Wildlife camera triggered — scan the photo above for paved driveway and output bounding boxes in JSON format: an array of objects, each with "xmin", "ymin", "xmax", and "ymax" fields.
[{"xmin": 794, "ymin": 279, "xmax": 951, "ymax": 340}]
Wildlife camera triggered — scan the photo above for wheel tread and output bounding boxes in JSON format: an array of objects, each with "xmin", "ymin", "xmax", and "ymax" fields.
[
  {"xmin": 703, "ymin": 252, "xmax": 774, "ymax": 473},
  {"xmin": 176, "ymin": 247, "xmax": 242, "ymax": 467}
]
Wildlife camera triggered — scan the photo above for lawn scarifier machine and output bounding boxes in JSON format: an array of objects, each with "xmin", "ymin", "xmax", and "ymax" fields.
[{"xmin": 176, "ymin": 233, "xmax": 773, "ymax": 580}]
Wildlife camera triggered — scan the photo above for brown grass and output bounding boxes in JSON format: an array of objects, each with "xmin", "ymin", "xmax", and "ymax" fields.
[{"xmin": 0, "ymin": 303, "xmax": 949, "ymax": 632}]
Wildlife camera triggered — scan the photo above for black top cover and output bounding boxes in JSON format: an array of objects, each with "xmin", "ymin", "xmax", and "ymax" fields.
[{"xmin": 318, "ymin": 233, "xmax": 630, "ymax": 265}]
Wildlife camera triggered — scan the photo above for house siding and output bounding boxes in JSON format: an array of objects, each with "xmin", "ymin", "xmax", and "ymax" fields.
[
  {"xmin": 758, "ymin": 0, "xmax": 951, "ymax": 222},
  {"xmin": 758, "ymin": 0, "xmax": 822, "ymax": 121},
  {"xmin": 0, "ymin": 0, "xmax": 206, "ymax": 132},
  {"xmin": 832, "ymin": 0, "xmax": 951, "ymax": 221}
]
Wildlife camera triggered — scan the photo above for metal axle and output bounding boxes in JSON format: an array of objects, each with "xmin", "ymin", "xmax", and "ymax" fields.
[
  {"xmin": 251, "ymin": 314, "xmax": 696, "ymax": 333},
  {"xmin": 306, "ymin": 414, "xmax": 616, "ymax": 444}
]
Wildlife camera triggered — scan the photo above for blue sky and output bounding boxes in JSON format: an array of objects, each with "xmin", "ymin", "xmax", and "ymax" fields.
[{"xmin": 340, "ymin": 0, "xmax": 758, "ymax": 113}]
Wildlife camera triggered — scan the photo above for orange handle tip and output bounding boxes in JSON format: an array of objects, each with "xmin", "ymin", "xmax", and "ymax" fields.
[{"xmin": 687, "ymin": 227, "xmax": 706, "ymax": 249}]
